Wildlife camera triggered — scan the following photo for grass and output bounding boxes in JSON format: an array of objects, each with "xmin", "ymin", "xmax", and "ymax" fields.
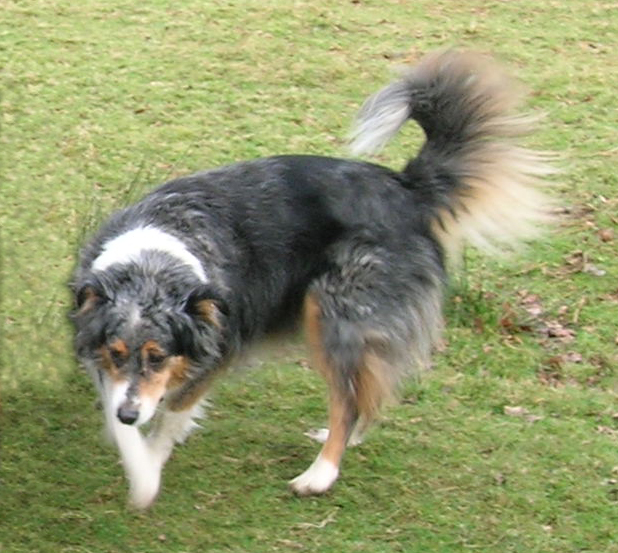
[{"xmin": 1, "ymin": 0, "xmax": 618, "ymax": 551}]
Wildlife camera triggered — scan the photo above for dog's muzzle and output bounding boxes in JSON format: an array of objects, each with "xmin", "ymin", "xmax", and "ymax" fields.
[{"xmin": 117, "ymin": 400, "xmax": 140, "ymax": 425}]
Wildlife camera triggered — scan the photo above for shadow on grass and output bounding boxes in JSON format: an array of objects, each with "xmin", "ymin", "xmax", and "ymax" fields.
[{"xmin": 0, "ymin": 369, "xmax": 338, "ymax": 551}]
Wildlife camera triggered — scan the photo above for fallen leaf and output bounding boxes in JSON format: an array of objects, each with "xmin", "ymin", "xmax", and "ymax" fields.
[
  {"xmin": 295, "ymin": 509, "xmax": 338, "ymax": 530},
  {"xmin": 561, "ymin": 250, "xmax": 605, "ymax": 276},
  {"xmin": 598, "ymin": 228, "xmax": 614, "ymax": 242},
  {"xmin": 493, "ymin": 472, "xmax": 507, "ymax": 486},
  {"xmin": 564, "ymin": 250, "xmax": 586, "ymax": 273},
  {"xmin": 504, "ymin": 405, "xmax": 527, "ymax": 417},
  {"xmin": 540, "ymin": 321, "xmax": 576, "ymax": 342},
  {"xmin": 519, "ymin": 291, "xmax": 544, "ymax": 317},
  {"xmin": 504, "ymin": 405, "xmax": 543, "ymax": 422},
  {"xmin": 473, "ymin": 317, "xmax": 485, "ymax": 333},
  {"xmin": 565, "ymin": 351, "xmax": 583, "ymax": 363},
  {"xmin": 538, "ymin": 365, "xmax": 562, "ymax": 387},
  {"xmin": 545, "ymin": 356, "xmax": 564, "ymax": 369},
  {"xmin": 583, "ymin": 263, "xmax": 606, "ymax": 277},
  {"xmin": 597, "ymin": 426, "xmax": 618, "ymax": 439}
]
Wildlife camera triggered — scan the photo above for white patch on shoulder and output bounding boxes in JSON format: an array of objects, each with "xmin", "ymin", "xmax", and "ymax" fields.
[
  {"xmin": 92, "ymin": 226, "xmax": 207, "ymax": 282},
  {"xmin": 289, "ymin": 453, "xmax": 339, "ymax": 496}
]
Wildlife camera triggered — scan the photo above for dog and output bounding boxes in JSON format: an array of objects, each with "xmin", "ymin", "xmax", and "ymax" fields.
[{"xmin": 71, "ymin": 49, "xmax": 552, "ymax": 509}]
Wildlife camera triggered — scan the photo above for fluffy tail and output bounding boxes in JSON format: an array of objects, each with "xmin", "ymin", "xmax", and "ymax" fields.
[{"xmin": 350, "ymin": 49, "xmax": 554, "ymax": 257}]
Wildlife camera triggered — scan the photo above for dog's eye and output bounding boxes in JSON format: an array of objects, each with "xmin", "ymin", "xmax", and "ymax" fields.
[
  {"xmin": 108, "ymin": 348, "xmax": 127, "ymax": 367},
  {"xmin": 141, "ymin": 340, "xmax": 167, "ymax": 369},
  {"xmin": 106, "ymin": 339, "xmax": 129, "ymax": 367},
  {"xmin": 147, "ymin": 352, "xmax": 166, "ymax": 368}
]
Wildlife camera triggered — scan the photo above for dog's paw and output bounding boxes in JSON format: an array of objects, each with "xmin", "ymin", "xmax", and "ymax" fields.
[
  {"xmin": 128, "ymin": 474, "xmax": 161, "ymax": 510},
  {"xmin": 126, "ymin": 456, "xmax": 163, "ymax": 510},
  {"xmin": 304, "ymin": 427, "xmax": 364, "ymax": 447},
  {"xmin": 304, "ymin": 428, "xmax": 330, "ymax": 443},
  {"xmin": 289, "ymin": 454, "xmax": 339, "ymax": 496}
]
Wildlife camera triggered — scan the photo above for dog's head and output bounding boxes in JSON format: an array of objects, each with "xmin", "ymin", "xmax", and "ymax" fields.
[{"xmin": 72, "ymin": 266, "xmax": 228, "ymax": 427}]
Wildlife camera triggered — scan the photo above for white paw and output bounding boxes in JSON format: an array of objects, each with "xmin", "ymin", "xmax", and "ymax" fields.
[
  {"xmin": 348, "ymin": 426, "xmax": 365, "ymax": 447},
  {"xmin": 304, "ymin": 427, "xmax": 364, "ymax": 447},
  {"xmin": 128, "ymin": 463, "xmax": 162, "ymax": 509},
  {"xmin": 289, "ymin": 454, "xmax": 339, "ymax": 496},
  {"xmin": 304, "ymin": 428, "xmax": 330, "ymax": 443}
]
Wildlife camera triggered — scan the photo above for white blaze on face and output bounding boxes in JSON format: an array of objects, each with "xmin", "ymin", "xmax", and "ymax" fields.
[{"xmin": 107, "ymin": 378, "xmax": 131, "ymax": 421}]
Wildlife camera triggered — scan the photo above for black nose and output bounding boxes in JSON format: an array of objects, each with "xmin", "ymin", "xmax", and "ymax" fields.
[{"xmin": 117, "ymin": 402, "xmax": 140, "ymax": 425}]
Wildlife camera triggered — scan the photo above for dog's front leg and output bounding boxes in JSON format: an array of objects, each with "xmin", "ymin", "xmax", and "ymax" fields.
[
  {"xmin": 107, "ymin": 414, "xmax": 163, "ymax": 509},
  {"xmin": 146, "ymin": 400, "xmax": 205, "ymax": 467},
  {"xmin": 145, "ymin": 371, "xmax": 216, "ymax": 463},
  {"xmin": 101, "ymin": 379, "xmax": 163, "ymax": 509}
]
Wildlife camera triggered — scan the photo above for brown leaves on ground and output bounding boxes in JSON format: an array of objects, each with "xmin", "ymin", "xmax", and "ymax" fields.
[
  {"xmin": 598, "ymin": 228, "xmax": 614, "ymax": 243},
  {"xmin": 499, "ymin": 290, "xmax": 578, "ymax": 345},
  {"xmin": 561, "ymin": 250, "xmax": 606, "ymax": 277},
  {"xmin": 496, "ymin": 290, "xmax": 596, "ymax": 388},
  {"xmin": 552, "ymin": 198, "xmax": 615, "ymax": 277},
  {"xmin": 506, "ymin": 290, "xmax": 617, "ymax": 389}
]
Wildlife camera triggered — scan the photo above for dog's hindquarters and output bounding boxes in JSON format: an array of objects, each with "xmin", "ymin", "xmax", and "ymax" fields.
[
  {"xmin": 292, "ymin": 51, "xmax": 553, "ymax": 494},
  {"xmin": 290, "ymin": 238, "xmax": 443, "ymax": 495}
]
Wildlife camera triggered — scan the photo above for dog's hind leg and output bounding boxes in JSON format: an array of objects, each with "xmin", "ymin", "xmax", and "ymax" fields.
[
  {"xmin": 290, "ymin": 293, "xmax": 394, "ymax": 496},
  {"xmin": 290, "ymin": 244, "xmax": 443, "ymax": 496},
  {"xmin": 290, "ymin": 294, "xmax": 358, "ymax": 495},
  {"xmin": 305, "ymin": 417, "xmax": 368, "ymax": 447}
]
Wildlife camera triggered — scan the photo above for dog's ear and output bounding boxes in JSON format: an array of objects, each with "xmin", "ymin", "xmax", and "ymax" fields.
[
  {"xmin": 75, "ymin": 280, "xmax": 107, "ymax": 316},
  {"xmin": 184, "ymin": 285, "xmax": 229, "ymax": 328}
]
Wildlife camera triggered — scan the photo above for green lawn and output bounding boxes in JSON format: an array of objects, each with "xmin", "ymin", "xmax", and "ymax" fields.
[{"xmin": 2, "ymin": 1, "xmax": 617, "ymax": 551}]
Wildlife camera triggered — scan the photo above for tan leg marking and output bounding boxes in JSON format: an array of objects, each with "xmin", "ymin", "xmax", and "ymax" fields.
[
  {"xmin": 356, "ymin": 350, "xmax": 396, "ymax": 424},
  {"xmin": 290, "ymin": 294, "xmax": 359, "ymax": 495}
]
